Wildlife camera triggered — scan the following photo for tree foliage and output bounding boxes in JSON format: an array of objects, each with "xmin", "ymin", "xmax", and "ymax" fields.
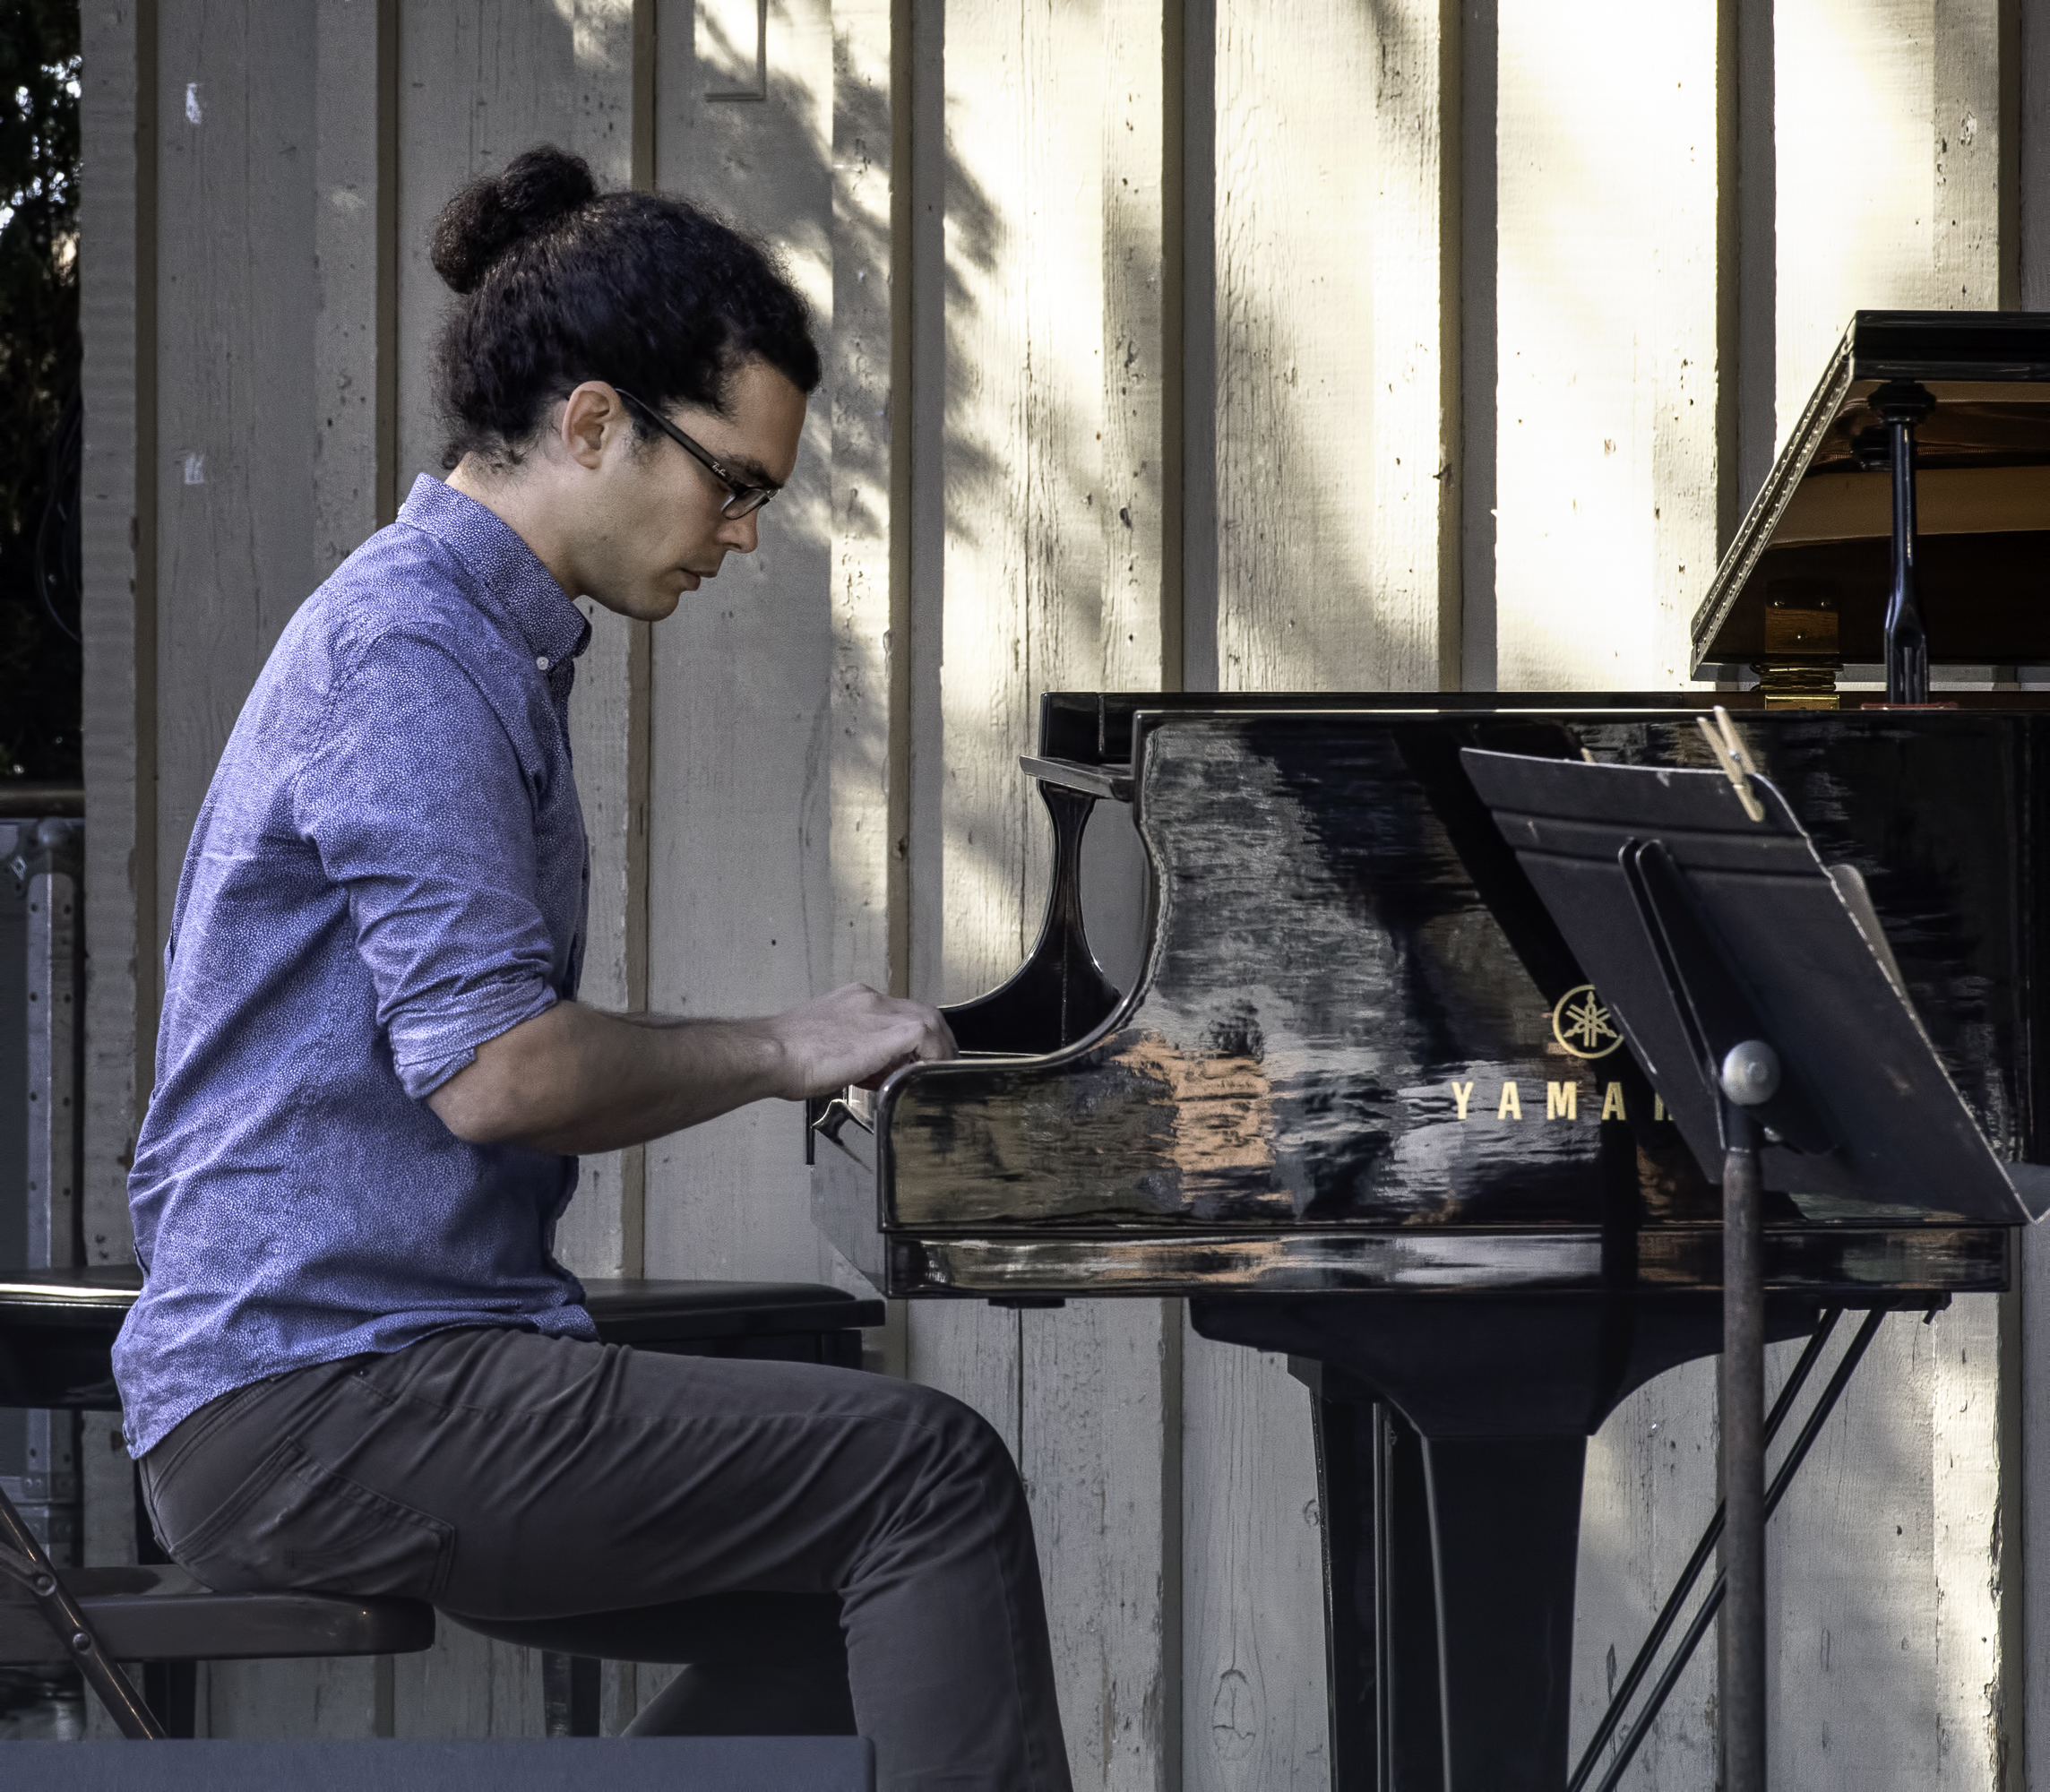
[{"xmin": 0, "ymin": 0, "xmax": 82, "ymax": 783}]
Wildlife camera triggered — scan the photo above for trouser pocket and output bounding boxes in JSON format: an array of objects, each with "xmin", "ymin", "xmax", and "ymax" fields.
[{"xmin": 158, "ymin": 1435, "xmax": 452, "ymax": 1602}]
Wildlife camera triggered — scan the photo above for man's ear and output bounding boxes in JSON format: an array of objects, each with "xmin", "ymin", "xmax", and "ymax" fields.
[{"xmin": 559, "ymin": 383, "xmax": 626, "ymax": 470}]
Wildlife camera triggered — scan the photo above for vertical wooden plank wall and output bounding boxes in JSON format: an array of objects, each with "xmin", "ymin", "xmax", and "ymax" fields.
[
  {"xmin": 918, "ymin": 5, "xmax": 1178, "ymax": 1785},
  {"xmin": 1494, "ymin": 0, "xmax": 1725, "ymax": 694},
  {"xmin": 1761, "ymin": 6, "xmax": 2012, "ymax": 1786},
  {"xmin": 73, "ymin": 0, "xmax": 2046, "ymax": 1777},
  {"xmin": 78, "ymin": 0, "xmax": 158, "ymax": 1727}
]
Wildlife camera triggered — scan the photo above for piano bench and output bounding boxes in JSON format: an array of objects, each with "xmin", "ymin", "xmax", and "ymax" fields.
[
  {"xmin": 0, "ymin": 1563, "xmax": 434, "ymax": 1666},
  {"xmin": 0, "ymin": 1272, "xmax": 886, "ymax": 1740}
]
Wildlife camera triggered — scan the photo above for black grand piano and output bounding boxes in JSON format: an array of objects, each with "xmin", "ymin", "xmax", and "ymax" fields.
[{"xmin": 810, "ymin": 313, "xmax": 2050, "ymax": 1791}]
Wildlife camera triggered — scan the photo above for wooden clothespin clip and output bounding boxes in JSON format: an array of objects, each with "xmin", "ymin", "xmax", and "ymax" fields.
[{"xmin": 1696, "ymin": 704, "xmax": 1765, "ymax": 823}]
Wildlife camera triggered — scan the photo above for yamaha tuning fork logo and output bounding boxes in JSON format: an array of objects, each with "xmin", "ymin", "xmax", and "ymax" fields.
[{"xmin": 1551, "ymin": 984, "xmax": 1623, "ymax": 1060}]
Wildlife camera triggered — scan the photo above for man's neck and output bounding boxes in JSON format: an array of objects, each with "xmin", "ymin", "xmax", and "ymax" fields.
[{"xmin": 445, "ymin": 459, "xmax": 581, "ymax": 601}]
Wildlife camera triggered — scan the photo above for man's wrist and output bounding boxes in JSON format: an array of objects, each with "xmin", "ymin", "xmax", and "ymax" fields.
[{"xmin": 745, "ymin": 1017, "xmax": 797, "ymax": 1101}]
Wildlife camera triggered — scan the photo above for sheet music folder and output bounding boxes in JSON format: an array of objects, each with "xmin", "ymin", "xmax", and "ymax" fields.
[{"xmin": 1460, "ymin": 746, "xmax": 2050, "ymax": 1228}]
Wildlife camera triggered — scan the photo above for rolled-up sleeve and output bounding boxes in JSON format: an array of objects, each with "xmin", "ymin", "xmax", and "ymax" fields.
[{"xmin": 291, "ymin": 629, "xmax": 559, "ymax": 1098}]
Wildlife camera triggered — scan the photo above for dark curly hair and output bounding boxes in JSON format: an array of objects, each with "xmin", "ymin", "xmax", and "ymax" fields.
[{"xmin": 428, "ymin": 145, "xmax": 821, "ymax": 470}]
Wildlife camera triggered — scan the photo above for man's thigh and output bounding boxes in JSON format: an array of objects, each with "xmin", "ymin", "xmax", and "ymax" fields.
[{"xmin": 144, "ymin": 1326, "xmax": 987, "ymax": 1620}]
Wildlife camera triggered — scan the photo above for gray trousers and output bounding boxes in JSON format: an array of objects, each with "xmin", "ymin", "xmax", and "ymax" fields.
[{"xmin": 140, "ymin": 1326, "xmax": 1073, "ymax": 1791}]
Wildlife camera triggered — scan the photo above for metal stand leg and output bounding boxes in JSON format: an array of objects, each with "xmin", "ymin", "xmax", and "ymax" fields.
[
  {"xmin": 1719, "ymin": 1105, "xmax": 1767, "ymax": 1792},
  {"xmin": 0, "ymin": 1480, "xmax": 161, "ymax": 1738}
]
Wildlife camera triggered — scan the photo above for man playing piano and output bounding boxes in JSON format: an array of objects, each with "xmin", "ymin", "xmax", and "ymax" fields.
[{"xmin": 110, "ymin": 145, "xmax": 1072, "ymax": 1791}]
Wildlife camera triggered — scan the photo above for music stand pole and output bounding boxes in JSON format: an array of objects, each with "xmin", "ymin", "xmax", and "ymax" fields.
[{"xmin": 1718, "ymin": 1041, "xmax": 1779, "ymax": 1792}]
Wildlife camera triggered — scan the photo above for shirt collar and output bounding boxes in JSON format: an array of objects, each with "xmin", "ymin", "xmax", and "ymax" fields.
[{"xmin": 397, "ymin": 475, "xmax": 593, "ymax": 668}]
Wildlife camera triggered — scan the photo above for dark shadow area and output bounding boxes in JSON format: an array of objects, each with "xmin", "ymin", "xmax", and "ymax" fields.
[{"xmin": 0, "ymin": 1, "xmax": 81, "ymax": 785}]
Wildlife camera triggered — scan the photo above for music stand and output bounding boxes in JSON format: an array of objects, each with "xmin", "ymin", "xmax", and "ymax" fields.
[{"xmin": 1460, "ymin": 737, "xmax": 2047, "ymax": 1791}]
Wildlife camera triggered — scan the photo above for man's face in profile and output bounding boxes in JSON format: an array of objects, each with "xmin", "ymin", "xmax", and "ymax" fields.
[{"xmin": 579, "ymin": 358, "xmax": 807, "ymax": 623}]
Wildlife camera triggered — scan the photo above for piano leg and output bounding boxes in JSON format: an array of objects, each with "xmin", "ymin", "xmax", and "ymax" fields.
[
  {"xmin": 1309, "ymin": 1364, "xmax": 1585, "ymax": 1792},
  {"xmin": 1219, "ymin": 1295, "xmax": 1806, "ymax": 1792},
  {"xmin": 1306, "ymin": 1378, "xmax": 1443, "ymax": 1791},
  {"xmin": 1422, "ymin": 1433, "xmax": 1587, "ymax": 1792}
]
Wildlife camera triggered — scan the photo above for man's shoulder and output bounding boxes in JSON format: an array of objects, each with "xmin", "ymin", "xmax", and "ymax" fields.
[{"xmin": 287, "ymin": 522, "xmax": 509, "ymax": 685}]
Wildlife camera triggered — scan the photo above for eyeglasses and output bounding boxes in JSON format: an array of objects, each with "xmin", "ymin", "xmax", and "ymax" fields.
[{"xmin": 614, "ymin": 388, "xmax": 780, "ymax": 519}]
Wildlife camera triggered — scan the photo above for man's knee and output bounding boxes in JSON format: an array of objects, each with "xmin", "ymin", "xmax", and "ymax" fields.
[{"xmin": 882, "ymin": 1380, "xmax": 1021, "ymax": 1498}]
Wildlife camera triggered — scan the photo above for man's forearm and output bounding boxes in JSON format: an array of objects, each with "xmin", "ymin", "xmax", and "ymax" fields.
[
  {"xmin": 430, "ymin": 1001, "xmax": 788, "ymax": 1155},
  {"xmin": 426, "ymin": 981, "xmax": 953, "ymax": 1156}
]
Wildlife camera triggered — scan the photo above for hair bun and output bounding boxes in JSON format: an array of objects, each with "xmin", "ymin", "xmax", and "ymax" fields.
[{"xmin": 429, "ymin": 146, "xmax": 599, "ymax": 295}]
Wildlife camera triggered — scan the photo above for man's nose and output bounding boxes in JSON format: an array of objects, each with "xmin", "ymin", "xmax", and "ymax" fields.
[{"xmin": 718, "ymin": 510, "xmax": 762, "ymax": 555}]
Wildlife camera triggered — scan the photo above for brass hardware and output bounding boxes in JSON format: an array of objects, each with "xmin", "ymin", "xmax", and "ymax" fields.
[
  {"xmin": 1697, "ymin": 706, "xmax": 1767, "ymax": 823},
  {"xmin": 1753, "ymin": 597, "xmax": 1839, "ymax": 709}
]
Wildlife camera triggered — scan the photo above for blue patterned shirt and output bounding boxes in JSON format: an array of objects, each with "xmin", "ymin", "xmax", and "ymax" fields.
[{"xmin": 115, "ymin": 476, "xmax": 600, "ymax": 1456}]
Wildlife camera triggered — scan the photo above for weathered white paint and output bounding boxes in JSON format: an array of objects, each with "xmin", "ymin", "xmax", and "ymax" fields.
[
  {"xmin": 152, "ymin": 0, "xmax": 319, "ymax": 979},
  {"xmin": 311, "ymin": 0, "xmax": 392, "ymax": 578},
  {"xmin": 1103, "ymin": 0, "xmax": 1175, "ymax": 696},
  {"xmin": 1775, "ymin": 0, "xmax": 2008, "ymax": 435},
  {"xmin": 938, "ymin": 0, "xmax": 1106, "ymax": 1001},
  {"xmin": 828, "ymin": 0, "xmax": 896, "ymax": 1002},
  {"xmin": 1773, "ymin": 1315, "xmax": 1943, "ymax": 1781},
  {"xmin": 1571, "ymin": 1355, "xmax": 1723, "ymax": 1790},
  {"xmin": 2024, "ymin": 1221, "xmax": 2050, "ymax": 1788},
  {"xmin": 79, "ymin": 1, "xmax": 155, "ymax": 1271},
  {"xmin": 1373, "ymin": 0, "xmax": 1460, "ymax": 693},
  {"xmin": 1210, "ymin": 1, "xmax": 1380, "ymax": 694},
  {"xmin": 1180, "ymin": 1330, "xmax": 1329, "ymax": 1792},
  {"xmin": 1928, "ymin": 1297, "xmax": 2009, "ymax": 1787},
  {"xmin": 1494, "ymin": 0, "xmax": 1723, "ymax": 692}
]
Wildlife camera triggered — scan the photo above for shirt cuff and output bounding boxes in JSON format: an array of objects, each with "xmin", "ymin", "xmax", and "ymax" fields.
[{"xmin": 392, "ymin": 981, "xmax": 559, "ymax": 1099}]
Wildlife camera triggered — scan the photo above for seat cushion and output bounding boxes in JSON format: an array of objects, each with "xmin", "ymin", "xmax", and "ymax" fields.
[{"xmin": 0, "ymin": 1564, "xmax": 434, "ymax": 1663}]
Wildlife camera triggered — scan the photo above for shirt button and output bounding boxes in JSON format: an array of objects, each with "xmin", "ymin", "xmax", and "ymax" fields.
[{"xmin": 536, "ymin": 655, "xmax": 552, "ymax": 672}]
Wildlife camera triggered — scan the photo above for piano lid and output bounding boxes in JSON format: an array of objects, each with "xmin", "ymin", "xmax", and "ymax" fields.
[{"xmin": 1690, "ymin": 311, "xmax": 2050, "ymax": 676}]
